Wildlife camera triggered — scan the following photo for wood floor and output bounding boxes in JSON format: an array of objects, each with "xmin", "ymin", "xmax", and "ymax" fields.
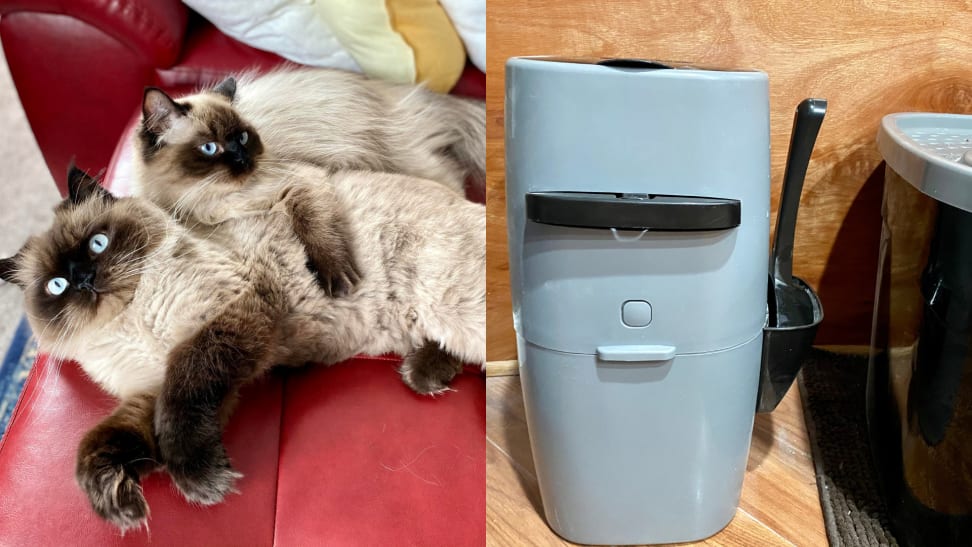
[{"xmin": 486, "ymin": 375, "xmax": 827, "ymax": 546}]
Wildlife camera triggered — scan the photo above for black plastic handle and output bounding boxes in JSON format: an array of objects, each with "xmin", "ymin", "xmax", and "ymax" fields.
[
  {"xmin": 771, "ymin": 98, "xmax": 827, "ymax": 283},
  {"xmin": 526, "ymin": 192, "xmax": 741, "ymax": 231}
]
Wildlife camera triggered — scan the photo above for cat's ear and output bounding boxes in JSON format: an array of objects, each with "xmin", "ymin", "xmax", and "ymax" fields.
[
  {"xmin": 142, "ymin": 87, "xmax": 187, "ymax": 136},
  {"xmin": 212, "ymin": 77, "xmax": 237, "ymax": 102},
  {"xmin": 66, "ymin": 161, "xmax": 114, "ymax": 204},
  {"xmin": 0, "ymin": 254, "xmax": 21, "ymax": 286}
]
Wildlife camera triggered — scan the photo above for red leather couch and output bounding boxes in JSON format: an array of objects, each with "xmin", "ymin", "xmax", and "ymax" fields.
[{"xmin": 0, "ymin": 1, "xmax": 486, "ymax": 545}]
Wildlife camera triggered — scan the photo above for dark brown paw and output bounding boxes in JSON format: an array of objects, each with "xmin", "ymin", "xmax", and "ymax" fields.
[
  {"xmin": 400, "ymin": 341, "xmax": 464, "ymax": 395},
  {"xmin": 167, "ymin": 449, "xmax": 241, "ymax": 506},
  {"xmin": 307, "ymin": 252, "xmax": 361, "ymax": 297},
  {"xmin": 76, "ymin": 427, "xmax": 153, "ymax": 532},
  {"xmin": 77, "ymin": 463, "xmax": 149, "ymax": 531}
]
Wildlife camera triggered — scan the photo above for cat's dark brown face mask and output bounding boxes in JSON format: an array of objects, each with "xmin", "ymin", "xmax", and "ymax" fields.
[
  {"xmin": 0, "ymin": 166, "xmax": 168, "ymax": 349},
  {"xmin": 138, "ymin": 78, "xmax": 264, "ymax": 181}
]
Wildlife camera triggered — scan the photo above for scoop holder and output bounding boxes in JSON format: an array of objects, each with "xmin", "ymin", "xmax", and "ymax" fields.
[{"xmin": 756, "ymin": 98, "xmax": 827, "ymax": 412}]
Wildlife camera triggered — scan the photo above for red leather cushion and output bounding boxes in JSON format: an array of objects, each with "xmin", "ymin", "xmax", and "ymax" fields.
[
  {"xmin": 273, "ymin": 360, "xmax": 486, "ymax": 545},
  {"xmin": 0, "ymin": 0, "xmax": 188, "ymax": 67},
  {"xmin": 451, "ymin": 63, "xmax": 486, "ymax": 99}
]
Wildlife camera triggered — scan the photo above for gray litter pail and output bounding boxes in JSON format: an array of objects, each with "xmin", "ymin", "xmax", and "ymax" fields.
[{"xmin": 504, "ymin": 56, "xmax": 825, "ymax": 545}]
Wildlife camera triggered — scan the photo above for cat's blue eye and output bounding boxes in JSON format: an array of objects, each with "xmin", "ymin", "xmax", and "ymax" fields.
[
  {"xmin": 46, "ymin": 277, "xmax": 68, "ymax": 296},
  {"xmin": 199, "ymin": 142, "xmax": 219, "ymax": 156},
  {"xmin": 239, "ymin": 131, "xmax": 248, "ymax": 145},
  {"xmin": 89, "ymin": 233, "xmax": 109, "ymax": 254}
]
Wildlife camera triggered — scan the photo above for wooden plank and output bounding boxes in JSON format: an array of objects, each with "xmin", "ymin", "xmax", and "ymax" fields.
[
  {"xmin": 486, "ymin": 376, "xmax": 826, "ymax": 545},
  {"xmin": 485, "ymin": 0, "xmax": 972, "ymax": 360},
  {"xmin": 741, "ymin": 389, "xmax": 828, "ymax": 546},
  {"xmin": 486, "ymin": 360, "xmax": 519, "ymax": 377}
]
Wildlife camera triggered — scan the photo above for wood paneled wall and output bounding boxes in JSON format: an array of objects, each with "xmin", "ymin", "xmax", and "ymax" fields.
[{"xmin": 486, "ymin": 1, "xmax": 972, "ymax": 360}]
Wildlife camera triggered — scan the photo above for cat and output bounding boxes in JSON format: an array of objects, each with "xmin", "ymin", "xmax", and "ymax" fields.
[
  {"xmin": 0, "ymin": 165, "xmax": 485, "ymax": 531},
  {"xmin": 134, "ymin": 68, "xmax": 484, "ymax": 216},
  {"xmin": 130, "ymin": 80, "xmax": 488, "ymax": 391},
  {"xmin": 133, "ymin": 71, "xmax": 482, "ymax": 294}
]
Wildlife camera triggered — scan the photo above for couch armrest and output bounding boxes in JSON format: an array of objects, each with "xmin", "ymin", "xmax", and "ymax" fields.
[
  {"xmin": 0, "ymin": 0, "xmax": 189, "ymax": 194},
  {"xmin": 0, "ymin": 0, "xmax": 188, "ymax": 67}
]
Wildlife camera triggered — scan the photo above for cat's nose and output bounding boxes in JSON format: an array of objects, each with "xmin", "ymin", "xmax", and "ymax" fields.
[
  {"xmin": 226, "ymin": 145, "xmax": 251, "ymax": 170},
  {"xmin": 68, "ymin": 262, "xmax": 96, "ymax": 290}
]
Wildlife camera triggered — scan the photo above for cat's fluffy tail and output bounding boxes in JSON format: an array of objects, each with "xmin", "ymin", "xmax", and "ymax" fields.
[{"xmin": 443, "ymin": 96, "xmax": 486, "ymax": 194}]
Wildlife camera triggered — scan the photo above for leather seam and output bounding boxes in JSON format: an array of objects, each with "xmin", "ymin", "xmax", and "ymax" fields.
[{"xmin": 270, "ymin": 371, "xmax": 286, "ymax": 547}]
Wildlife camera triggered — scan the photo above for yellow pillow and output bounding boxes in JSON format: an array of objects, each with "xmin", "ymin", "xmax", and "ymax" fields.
[
  {"xmin": 387, "ymin": 0, "xmax": 467, "ymax": 92},
  {"xmin": 317, "ymin": 0, "xmax": 466, "ymax": 92}
]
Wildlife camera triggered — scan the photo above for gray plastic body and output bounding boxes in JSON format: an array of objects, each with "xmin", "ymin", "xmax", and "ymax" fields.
[
  {"xmin": 520, "ymin": 336, "xmax": 762, "ymax": 544},
  {"xmin": 505, "ymin": 57, "xmax": 771, "ymax": 544}
]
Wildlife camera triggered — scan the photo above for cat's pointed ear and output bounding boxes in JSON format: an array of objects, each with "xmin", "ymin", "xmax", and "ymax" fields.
[
  {"xmin": 212, "ymin": 77, "xmax": 237, "ymax": 102},
  {"xmin": 0, "ymin": 254, "xmax": 22, "ymax": 286},
  {"xmin": 66, "ymin": 161, "xmax": 114, "ymax": 204},
  {"xmin": 142, "ymin": 87, "xmax": 187, "ymax": 135}
]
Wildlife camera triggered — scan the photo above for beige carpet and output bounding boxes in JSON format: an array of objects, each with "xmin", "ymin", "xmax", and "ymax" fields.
[{"xmin": 0, "ymin": 43, "xmax": 62, "ymax": 352}]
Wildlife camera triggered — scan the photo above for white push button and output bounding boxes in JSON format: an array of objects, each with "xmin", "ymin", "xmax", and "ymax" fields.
[{"xmin": 621, "ymin": 300, "xmax": 652, "ymax": 327}]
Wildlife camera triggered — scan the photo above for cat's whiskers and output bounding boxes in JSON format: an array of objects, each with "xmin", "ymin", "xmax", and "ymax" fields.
[
  {"xmin": 31, "ymin": 304, "xmax": 73, "ymax": 353},
  {"xmin": 45, "ymin": 310, "xmax": 81, "ymax": 361}
]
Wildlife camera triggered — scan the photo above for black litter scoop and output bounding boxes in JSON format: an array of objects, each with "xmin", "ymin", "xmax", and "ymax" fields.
[{"xmin": 757, "ymin": 98, "xmax": 827, "ymax": 412}]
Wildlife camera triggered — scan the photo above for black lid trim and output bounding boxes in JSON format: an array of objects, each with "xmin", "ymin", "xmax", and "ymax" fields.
[{"xmin": 526, "ymin": 191, "xmax": 741, "ymax": 231}]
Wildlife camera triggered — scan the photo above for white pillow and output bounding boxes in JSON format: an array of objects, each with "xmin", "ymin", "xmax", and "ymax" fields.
[{"xmin": 183, "ymin": 0, "xmax": 362, "ymax": 72}]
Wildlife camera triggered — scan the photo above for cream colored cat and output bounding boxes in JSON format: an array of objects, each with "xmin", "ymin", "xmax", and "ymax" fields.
[
  {"xmin": 0, "ymin": 166, "xmax": 484, "ymax": 531},
  {"xmin": 133, "ymin": 72, "xmax": 483, "ymax": 293},
  {"xmin": 133, "ymin": 67, "xmax": 485, "ymax": 212},
  {"xmin": 130, "ymin": 73, "xmax": 487, "ymax": 386}
]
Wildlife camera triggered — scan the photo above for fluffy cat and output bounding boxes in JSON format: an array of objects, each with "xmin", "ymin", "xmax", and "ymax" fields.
[
  {"xmin": 134, "ymin": 67, "xmax": 485, "ymax": 214},
  {"xmin": 129, "ymin": 72, "xmax": 488, "ymax": 388},
  {"xmin": 133, "ymin": 71, "xmax": 481, "ymax": 293},
  {"xmin": 0, "ymin": 166, "xmax": 484, "ymax": 531}
]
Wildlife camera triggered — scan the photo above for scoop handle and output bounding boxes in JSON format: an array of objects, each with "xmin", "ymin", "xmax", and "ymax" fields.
[{"xmin": 772, "ymin": 98, "xmax": 827, "ymax": 283}]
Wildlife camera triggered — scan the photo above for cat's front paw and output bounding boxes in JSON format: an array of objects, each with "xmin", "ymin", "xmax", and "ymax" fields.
[
  {"xmin": 78, "ymin": 463, "xmax": 149, "ymax": 531},
  {"xmin": 167, "ymin": 450, "xmax": 242, "ymax": 506},
  {"xmin": 307, "ymin": 250, "xmax": 361, "ymax": 297},
  {"xmin": 76, "ymin": 437, "xmax": 151, "ymax": 532}
]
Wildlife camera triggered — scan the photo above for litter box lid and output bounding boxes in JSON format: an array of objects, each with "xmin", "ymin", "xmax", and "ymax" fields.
[{"xmin": 878, "ymin": 113, "xmax": 972, "ymax": 213}]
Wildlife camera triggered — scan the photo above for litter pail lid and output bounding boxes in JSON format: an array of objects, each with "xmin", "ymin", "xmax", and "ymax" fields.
[{"xmin": 878, "ymin": 113, "xmax": 972, "ymax": 212}]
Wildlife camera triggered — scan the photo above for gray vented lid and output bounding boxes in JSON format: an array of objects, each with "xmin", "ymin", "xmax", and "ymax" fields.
[{"xmin": 878, "ymin": 113, "xmax": 972, "ymax": 212}]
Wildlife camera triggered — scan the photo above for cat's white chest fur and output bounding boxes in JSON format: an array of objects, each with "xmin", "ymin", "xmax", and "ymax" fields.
[{"xmin": 76, "ymin": 319, "xmax": 168, "ymax": 399}]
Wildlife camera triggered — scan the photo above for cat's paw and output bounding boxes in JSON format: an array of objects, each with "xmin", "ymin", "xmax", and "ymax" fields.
[
  {"xmin": 307, "ymin": 252, "xmax": 361, "ymax": 297},
  {"xmin": 76, "ymin": 422, "xmax": 157, "ymax": 532},
  {"xmin": 167, "ymin": 453, "xmax": 242, "ymax": 506},
  {"xmin": 400, "ymin": 342, "xmax": 464, "ymax": 396},
  {"xmin": 76, "ymin": 456, "xmax": 149, "ymax": 532}
]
